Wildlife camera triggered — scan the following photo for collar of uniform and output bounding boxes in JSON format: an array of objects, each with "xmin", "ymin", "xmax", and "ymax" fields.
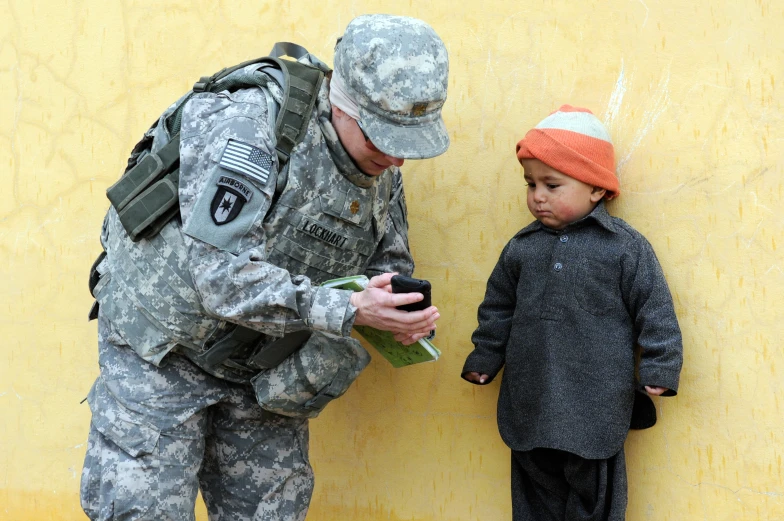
[
  {"xmin": 316, "ymin": 80, "xmax": 376, "ymax": 189},
  {"xmin": 514, "ymin": 201, "xmax": 617, "ymax": 238}
]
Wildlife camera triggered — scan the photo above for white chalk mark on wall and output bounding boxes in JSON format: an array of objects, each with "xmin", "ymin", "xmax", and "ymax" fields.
[
  {"xmin": 636, "ymin": 0, "xmax": 650, "ymax": 28},
  {"xmin": 617, "ymin": 69, "xmax": 671, "ymax": 175},
  {"xmin": 604, "ymin": 60, "xmax": 627, "ymax": 129}
]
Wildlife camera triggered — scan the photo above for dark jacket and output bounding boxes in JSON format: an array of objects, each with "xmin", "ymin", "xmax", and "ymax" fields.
[{"xmin": 462, "ymin": 202, "xmax": 683, "ymax": 459}]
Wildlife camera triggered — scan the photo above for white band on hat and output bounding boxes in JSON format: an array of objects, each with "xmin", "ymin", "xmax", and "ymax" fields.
[
  {"xmin": 535, "ymin": 111, "xmax": 613, "ymax": 143},
  {"xmin": 329, "ymin": 71, "xmax": 361, "ymax": 121}
]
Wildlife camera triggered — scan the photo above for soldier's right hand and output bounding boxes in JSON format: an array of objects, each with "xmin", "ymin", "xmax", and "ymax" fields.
[{"xmin": 350, "ymin": 273, "xmax": 439, "ymax": 343}]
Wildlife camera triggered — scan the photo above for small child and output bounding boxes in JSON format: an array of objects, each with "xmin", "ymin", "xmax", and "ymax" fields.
[{"xmin": 462, "ymin": 105, "xmax": 683, "ymax": 521}]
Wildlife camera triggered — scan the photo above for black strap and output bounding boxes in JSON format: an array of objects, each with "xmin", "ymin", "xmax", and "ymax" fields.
[
  {"xmin": 88, "ymin": 251, "xmax": 107, "ymax": 297},
  {"xmin": 195, "ymin": 325, "xmax": 264, "ymax": 368},
  {"xmin": 87, "ymin": 250, "xmax": 108, "ymax": 321},
  {"xmin": 177, "ymin": 56, "xmax": 324, "ymax": 165},
  {"xmin": 251, "ymin": 330, "xmax": 312, "ymax": 369}
]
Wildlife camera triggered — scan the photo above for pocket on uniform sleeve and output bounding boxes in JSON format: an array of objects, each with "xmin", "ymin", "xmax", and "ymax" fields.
[{"xmin": 86, "ymin": 378, "xmax": 161, "ymax": 458}]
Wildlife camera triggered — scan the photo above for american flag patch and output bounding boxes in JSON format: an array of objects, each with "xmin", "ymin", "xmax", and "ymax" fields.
[{"xmin": 219, "ymin": 139, "xmax": 273, "ymax": 185}]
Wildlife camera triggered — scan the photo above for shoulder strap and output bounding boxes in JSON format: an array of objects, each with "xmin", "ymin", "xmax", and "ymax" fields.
[
  {"xmin": 105, "ymin": 48, "xmax": 326, "ymax": 242},
  {"xmin": 271, "ymin": 58, "xmax": 325, "ymax": 164}
]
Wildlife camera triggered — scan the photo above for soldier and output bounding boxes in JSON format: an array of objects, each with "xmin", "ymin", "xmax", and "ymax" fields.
[{"xmin": 81, "ymin": 14, "xmax": 449, "ymax": 521}]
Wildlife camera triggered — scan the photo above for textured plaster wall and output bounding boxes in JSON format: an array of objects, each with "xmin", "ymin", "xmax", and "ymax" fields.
[{"xmin": 1, "ymin": 0, "xmax": 783, "ymax": 520}]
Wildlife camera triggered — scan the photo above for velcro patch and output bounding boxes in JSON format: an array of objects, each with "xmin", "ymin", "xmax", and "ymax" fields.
[
  {"xmin": 299, "ymin": 218, "xmax": 350, "ymax": 249},
  {"xmin": 217, "ymin": 176, "xmax": 253, "ymax": 202},
  {"xmin": 219, "ymin": 139, "xmax": 273, "ymax": 186},
  {"xmin": 211, "ymin": 176, "xmax": 253, "ymax": 225}
]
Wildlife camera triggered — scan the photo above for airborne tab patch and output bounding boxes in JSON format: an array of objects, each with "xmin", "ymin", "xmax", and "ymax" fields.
[{"xmin": 211, "ymin": 176, "xmax": 253, "ymax": 225}]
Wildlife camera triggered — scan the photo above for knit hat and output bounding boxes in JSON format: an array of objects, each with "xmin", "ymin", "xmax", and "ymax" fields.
[{"xmin": 516, "ymin": 105, "xmax": 619, "ymax": 199}]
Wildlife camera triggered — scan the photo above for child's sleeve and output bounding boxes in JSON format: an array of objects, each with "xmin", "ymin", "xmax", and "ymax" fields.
[
  {"xmin": 461, "ymin": 241, "xmax": 519, "ymax": 384},
  {"xmin": 622, "ymin": 237, "xmax": 684, "ymax": 396}
]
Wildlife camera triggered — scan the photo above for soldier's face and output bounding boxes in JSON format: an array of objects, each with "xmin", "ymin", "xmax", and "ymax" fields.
[{"xmin": 332, "ymin": 106, "xmax": 405, "ymax": 176}]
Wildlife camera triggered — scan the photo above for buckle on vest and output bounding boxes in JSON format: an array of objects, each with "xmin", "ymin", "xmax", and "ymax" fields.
[{"xmin": 193, "ymin": 76, "xmax": 213, "ymax": 93}]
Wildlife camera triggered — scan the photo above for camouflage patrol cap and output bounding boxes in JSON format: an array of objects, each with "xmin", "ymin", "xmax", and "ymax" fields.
[{"xmin": 334, "ymin": 14, "xmax": 450, "ymax": 159}]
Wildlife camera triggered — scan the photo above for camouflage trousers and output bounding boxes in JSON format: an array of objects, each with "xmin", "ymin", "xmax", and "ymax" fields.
[{"xmin": 80, "ymin": 316, "xmax": 314, "ymax": 521}]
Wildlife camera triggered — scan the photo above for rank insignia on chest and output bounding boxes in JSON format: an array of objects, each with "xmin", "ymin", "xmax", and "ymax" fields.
[
  {"xmin": 211, "ymin": 176, "xmax": 253, "ymax": 225},
  {"xmin": 349, "ymin": 200, "xmax": 360, "ymax": 215}
]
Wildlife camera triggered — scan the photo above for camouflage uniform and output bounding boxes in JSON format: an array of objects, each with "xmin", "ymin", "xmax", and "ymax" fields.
[{"xmin": 81, "ymin": 15, "xmax": 449, "ymax": 521}]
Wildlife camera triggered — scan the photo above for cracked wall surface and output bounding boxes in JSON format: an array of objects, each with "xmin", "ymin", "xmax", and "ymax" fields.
[{"xmin": 1, "ymin": 1, "xmax": 782, "ymax": 520}]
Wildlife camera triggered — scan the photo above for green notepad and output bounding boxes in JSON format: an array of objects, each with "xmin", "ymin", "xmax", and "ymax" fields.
[{"xmin": 322, "ymin": 275, "xmax": 441, "ymax": 368}]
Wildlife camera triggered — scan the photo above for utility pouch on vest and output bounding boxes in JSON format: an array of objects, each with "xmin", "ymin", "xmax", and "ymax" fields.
[
  {"xmin": 106, "ymin": 136, "xmax": 182, "ymax": 242},
  {"xmin": 104, "ymin": 42, "xmax": 326, "ymax": 243}
]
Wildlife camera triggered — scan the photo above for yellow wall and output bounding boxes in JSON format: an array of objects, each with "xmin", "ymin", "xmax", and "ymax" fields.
[{"xmin": 1, "ymin": 0, "xmax": 782, "ymax": 519}]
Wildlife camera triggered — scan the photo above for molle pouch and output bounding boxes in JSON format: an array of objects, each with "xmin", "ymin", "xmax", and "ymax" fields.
[
  {"xmin": 182, "ymin": 137, "xmax": 277, "ymax": 254},
  {"xmin": 251, "ymin": 331, "xmax": 370, "ymax": 419}
]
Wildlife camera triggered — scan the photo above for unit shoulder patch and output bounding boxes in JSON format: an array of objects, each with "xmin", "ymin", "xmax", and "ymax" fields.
[{"xmin": 211, "ymin": 176, "xmax": 253, "ymax": 225}]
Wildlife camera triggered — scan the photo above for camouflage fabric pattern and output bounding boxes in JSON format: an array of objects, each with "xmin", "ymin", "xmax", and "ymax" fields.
[
  {"xmin": 260, "ymin": 75, "xmax": 413, "ymax": 285},
  {"xmin": 83, "ymin": 46, "xmax": 421, "ymax": 518},
  {"xmin": 81, "ymin": 316, "xmax": 313, "ymax": 521},
  {"xmin": 96, "ymin": 208, "xmax": 224, "ymax": 366},
  {"xmin": 334, "ymin": 14, "xmax": 450, "ymax": 159},
  {"xmin": 252, "ymin": 331, "xmax": 371, "ymax": 418},
  {"xmin": 95, "ymin": 51, "xmax": 419, "ymax": 375},
  {"xmin": 312, "ymin": 78, "xmax": 414, "ymax": 278}
]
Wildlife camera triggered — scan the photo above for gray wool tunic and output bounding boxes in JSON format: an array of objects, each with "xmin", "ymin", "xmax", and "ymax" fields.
[{"xmin": 462, "ymin": 202, "xmax": 683, "ymax": 459}]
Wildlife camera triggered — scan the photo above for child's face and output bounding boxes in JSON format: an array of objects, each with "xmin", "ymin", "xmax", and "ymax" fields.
[{"xmin": 522, "ymin": 158, "xmax": 606, "ymax": 230}]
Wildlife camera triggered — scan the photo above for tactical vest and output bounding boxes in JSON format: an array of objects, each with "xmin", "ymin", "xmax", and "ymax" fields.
[{"xmin": 90, "ymin": 45, "xmax": 393, "ymax": 384}]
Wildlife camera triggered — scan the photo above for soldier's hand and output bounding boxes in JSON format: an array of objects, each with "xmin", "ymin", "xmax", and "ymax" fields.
[
  {"xmin": 392, "ymin": 330, "xmax": 433, "ymax": 346},
  {"xmin": 350, "ymin": 273, "xmax": 439, "ymax": 339}
]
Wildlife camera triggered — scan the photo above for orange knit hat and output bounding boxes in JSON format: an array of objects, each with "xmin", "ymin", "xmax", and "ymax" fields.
[{"xmin": 516, "ymin": 105, "xmax": 619, "ymax": 199}]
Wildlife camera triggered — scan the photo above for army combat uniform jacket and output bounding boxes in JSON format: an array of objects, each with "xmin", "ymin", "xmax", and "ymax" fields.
[
  {"xmin": 81, "ymin": 64, "xmax": 415, "ymax": 520},
  {"xmin": 91, "ymin": 64, "xmax": 414, "ymax": 381}
]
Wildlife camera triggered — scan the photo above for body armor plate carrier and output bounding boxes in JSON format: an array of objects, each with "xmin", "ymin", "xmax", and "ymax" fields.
[{"xmin": 89, "ymin": 43, "xmax": 328, "ymax": 376}]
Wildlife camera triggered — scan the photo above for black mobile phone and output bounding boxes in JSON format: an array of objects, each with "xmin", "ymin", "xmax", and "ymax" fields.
[{"xmin": 391, "ymin": 275, "xmax": 432, "ymax": 312}]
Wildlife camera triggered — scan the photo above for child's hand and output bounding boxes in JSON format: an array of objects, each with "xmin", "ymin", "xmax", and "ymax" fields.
[
  {"xmin": 645, "ymin": 386, "xmax": 668, "ymax": 396},
  {"xmin": 463, "ymin": 372, "xmax": 490, "ymax": 384}
]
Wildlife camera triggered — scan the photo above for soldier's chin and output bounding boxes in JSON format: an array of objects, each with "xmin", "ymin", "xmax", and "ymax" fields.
[{"xmin": 364, "ymin": 161, "xmax": 389, "ymax": 176}]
